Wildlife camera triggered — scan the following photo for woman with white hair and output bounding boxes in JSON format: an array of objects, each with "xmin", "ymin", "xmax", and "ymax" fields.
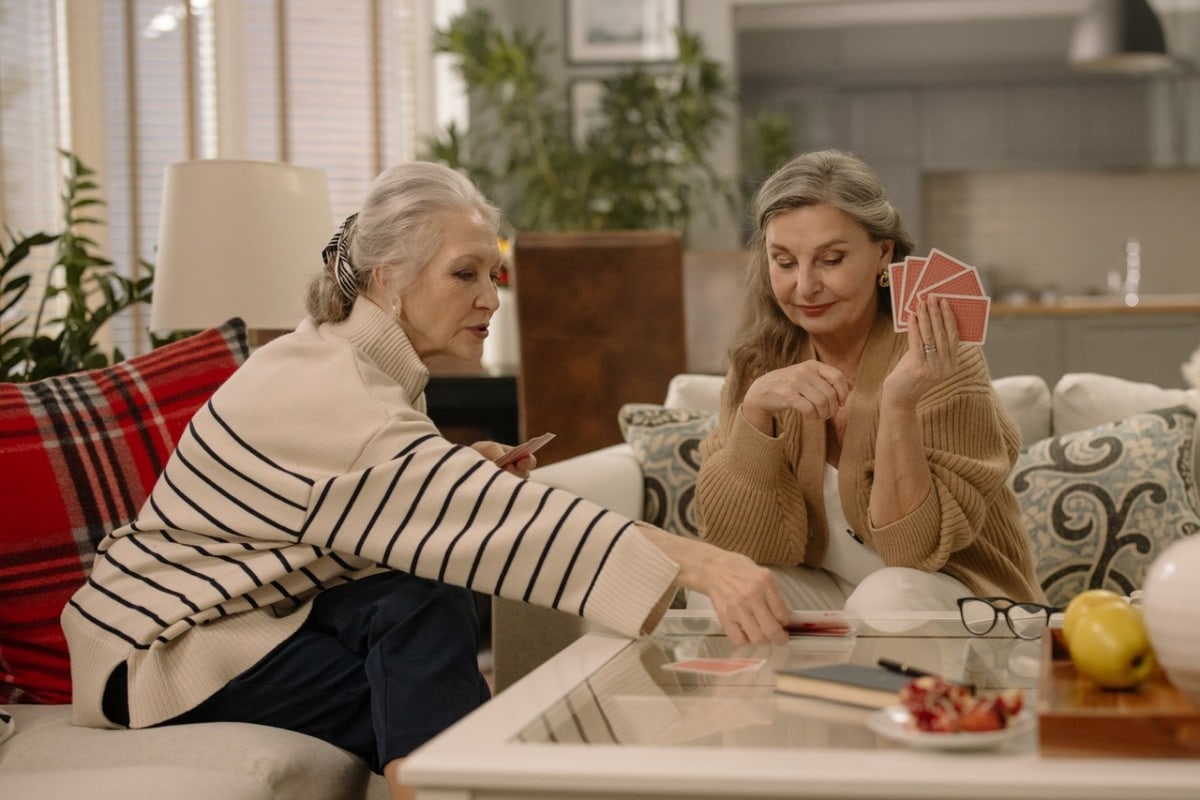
[{"xmin": 63, "ymin": 161, "xmax": 789, "ymax": 799}]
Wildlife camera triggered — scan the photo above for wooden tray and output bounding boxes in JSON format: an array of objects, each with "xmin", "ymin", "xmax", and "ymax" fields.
[{"xmin": 1038, "ymin": 629, "xmax": 1200, "ymax": 758}]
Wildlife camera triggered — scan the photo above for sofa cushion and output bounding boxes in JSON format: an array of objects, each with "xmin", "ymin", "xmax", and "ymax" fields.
[
  {"xmin": 0, "ymin": 704, "xmax": 374, "ymax": 800},
  {"xmin": 0, "ymin": 319, "xmax": 248, "ymax": 704},
  {"xmin": 663, "ymin": 373, "xmax": 724, "ymax": 413},
  {"xmin": 991, "ymin": 374, "xmax": 1051, "ymax": 446},
  {"xmin": 1009, "ymin": 404, "xmax": 1200, "ymax": 608},
  {"xmin": 618, "ymin": 404, "xmax": 717, "ymax": 537}
]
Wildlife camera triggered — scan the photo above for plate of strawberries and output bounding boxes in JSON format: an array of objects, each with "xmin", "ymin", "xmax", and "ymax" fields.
[{"xmin": 867, "ymin": 675, "xmax": 1032, "ymax": 751}]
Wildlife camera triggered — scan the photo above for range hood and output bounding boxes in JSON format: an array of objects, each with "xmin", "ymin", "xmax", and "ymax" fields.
[{"xmin": 1069, "ymin": 0, "xmax": 1176, "ymax": 74}]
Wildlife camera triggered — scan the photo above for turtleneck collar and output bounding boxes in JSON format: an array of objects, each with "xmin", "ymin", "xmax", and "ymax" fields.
[{"xmin": 329, "ymin": 296, "xmax": 430, "ymax": 405}]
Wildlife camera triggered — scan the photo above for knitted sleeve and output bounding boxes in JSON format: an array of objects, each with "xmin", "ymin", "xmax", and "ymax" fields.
[
  {"xmin": 858, "ymin": 346, "xmax": 1021, "ymax": 571},
  {"xmin": 695, "ymin": 382, "xmax": 813, "ymax": 566}
]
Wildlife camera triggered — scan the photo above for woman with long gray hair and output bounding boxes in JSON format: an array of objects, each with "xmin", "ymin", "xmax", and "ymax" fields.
[{"xmin": 694, "ymin": 149, "xmax": 1043, "ymax": 620}]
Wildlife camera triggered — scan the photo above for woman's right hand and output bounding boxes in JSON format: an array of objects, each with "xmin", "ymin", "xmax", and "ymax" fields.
[
  {"xmin": 741, "ymin": 362, "xmax": 852, "ymax": 435},
  {"xmin": 638, "ymin": 525, "xmax": 790, "ymax": 646}
]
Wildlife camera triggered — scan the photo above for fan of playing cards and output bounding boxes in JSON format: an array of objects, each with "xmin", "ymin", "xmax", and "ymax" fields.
[{"xmin": 888, "ymin": 248, "xmax": 990, "ymax": 345}]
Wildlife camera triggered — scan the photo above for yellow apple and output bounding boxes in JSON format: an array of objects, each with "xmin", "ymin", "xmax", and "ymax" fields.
[
  {"xmin": 1068, "ymin": 602, "xmax": 1156, "ymax": 689},
  {"xmin": 1062, "ymin": 588, "xmax": 1125, "ymax": 646}
]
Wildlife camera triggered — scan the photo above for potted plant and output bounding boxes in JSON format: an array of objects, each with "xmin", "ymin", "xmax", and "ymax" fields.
[
  {"xmin": 1, "ymin": 151, "xmax": 156, "ymax": 383},
  {"xmin": 422, "ymin": 9, "xmax": 735, "ymax": 236}
]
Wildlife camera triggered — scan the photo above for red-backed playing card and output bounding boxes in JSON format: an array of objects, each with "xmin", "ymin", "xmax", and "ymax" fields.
[
  {"xmin": 905, "ymin": 249, "xmax": 970, "ymax": 321},
  {"xmin": 930, "ymin": 293, "xmax": 990, "ymax": 345},
  {"xmin": 663, "ymin": 657, "xmax": 766, "ymax": 676},
  {"xmin": 899, "ymin": 256, "xmax": 926, "ymax": 328},
  {"xmin": 915, "ymin": 264, "xmax": 984, "ymax": 305},
  {"xmin": 888, "ymin": 261, "xmax": 907, "ymax": 331}
]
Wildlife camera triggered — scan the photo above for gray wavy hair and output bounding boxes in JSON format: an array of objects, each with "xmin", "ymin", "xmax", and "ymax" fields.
[
  {"xmin": 725, "ymin": 149, "xmax": 914, "ymax": 406},
  {"xmin": 307, "ymin": 161, "xmax": 500, "ymax": 323}
]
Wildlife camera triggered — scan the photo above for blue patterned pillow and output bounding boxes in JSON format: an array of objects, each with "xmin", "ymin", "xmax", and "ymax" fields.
[
  {"xmin": 1009, "ymin": 405, "xmax": 1200, "ymax": 607},
  {"xmin": 618, "ymin": 404, "xmax": 717, "ymax": 538}
]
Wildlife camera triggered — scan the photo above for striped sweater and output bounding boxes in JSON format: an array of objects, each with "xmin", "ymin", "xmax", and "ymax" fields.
[
  {"xmin": 697, "ymin": 312, "xmax": 1045, "ymax": 604},
  {"xmin": 63, "ymin": 298, "xmax": 679, "ymax": 729}
]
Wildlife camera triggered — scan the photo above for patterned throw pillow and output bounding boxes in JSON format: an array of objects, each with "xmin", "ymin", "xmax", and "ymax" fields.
[
  {"xmin": 0, "ymin": 318, "xmax": 248, "ymax": 703},
  {"xmin": 618, "ymin": 404, "xmax": 717, "ymax": 538},
  {"xmin": 1009, "ymin": 405, "xmax": 1200, "ymax": 608}
]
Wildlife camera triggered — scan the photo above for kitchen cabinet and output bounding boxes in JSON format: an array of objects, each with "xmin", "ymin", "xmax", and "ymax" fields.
[
  {"xmin": 1063, "ymin": 312, "xmax": 1200, "ymax": 387},
  {"xmin": 983, "ymin": 314, "xmax": 1063, "ymax": 387},
  {"xmin": 984, "ymin": 307, "xmax": 1200, "ymax": 389},
  {"xmin": 918, "ymin": 80, "xmax": 1151, "ymax": 170}
]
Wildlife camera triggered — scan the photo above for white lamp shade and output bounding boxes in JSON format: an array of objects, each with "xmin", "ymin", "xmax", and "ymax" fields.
[{"xmin": 150, "ymin": 159, "xmax": 333, "ymax": 332}]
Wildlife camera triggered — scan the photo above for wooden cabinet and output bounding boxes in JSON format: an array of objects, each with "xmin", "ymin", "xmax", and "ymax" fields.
[{"xmin": 513, "ymin": 230, "xmax": 687, "ymax": 465}]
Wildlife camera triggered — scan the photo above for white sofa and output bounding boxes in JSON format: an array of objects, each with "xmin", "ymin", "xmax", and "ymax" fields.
[{"xmin": 490, "ymin": 371, "xmax": 1200, "ymax": 690}]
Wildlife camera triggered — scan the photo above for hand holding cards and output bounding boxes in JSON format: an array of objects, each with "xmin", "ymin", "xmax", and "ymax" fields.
[
  {"xmin": 494, "ymin": 432, "xmax": 555, "ymax": 468},
  {"xmin": 888, "ymin": 248, "xmax": 990, "ymax": 345}
]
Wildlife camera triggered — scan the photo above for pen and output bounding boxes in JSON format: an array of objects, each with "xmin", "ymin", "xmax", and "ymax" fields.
[{"xmin": 877, "ymin": 658, "xmax": 934, "ymax": 679}]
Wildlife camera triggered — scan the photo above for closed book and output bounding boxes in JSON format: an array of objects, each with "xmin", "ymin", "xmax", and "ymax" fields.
[{"xmin": 774, "ymin": 663, "xmax": 909, "ymax": 708}]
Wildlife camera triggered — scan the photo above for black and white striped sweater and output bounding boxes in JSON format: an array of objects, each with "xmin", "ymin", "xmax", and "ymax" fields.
[{"xmin": 63, "ymin": 298, "xmax": 678, "ymax": 729}]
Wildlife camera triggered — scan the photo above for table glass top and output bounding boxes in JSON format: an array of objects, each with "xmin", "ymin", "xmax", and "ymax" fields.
[{"xmin": 515, "ymin": 612, "xmax": 1043, "ymax": 749}]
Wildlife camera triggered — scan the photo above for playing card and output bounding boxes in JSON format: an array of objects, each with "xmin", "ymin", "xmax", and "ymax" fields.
[
  {"xmin": 914, "ymin": 264, "xmax": 984, "ymax": 306},
  {"xmin": 904, "ymin": 249, "xmax": 970, "ymax": 322},
  {"xmin": 663, "ymin": 657, "xmax": 766, "ymax": 676},
  {"xmin": 929, "ymin": 293, "xmax": 990, "ymax": 345},
  {"xmin": 898, "ymin": 256, "xmax": 926, "ymax": 329},
  {"xmin": 494, "ymin": 432, "xmax": 556, "ymax": 468},
  {"xmin": 887, "ymin": 261, "xmax": 907, "ymax": 332},
  {"xmin": 785, "ymin": 610, "xmax": 854, "ymax": 637}
]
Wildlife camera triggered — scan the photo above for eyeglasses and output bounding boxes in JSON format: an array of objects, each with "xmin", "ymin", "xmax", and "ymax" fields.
[{"xmin": 956, "ymin": 596, "xmax": 1058, "ymax": 640}]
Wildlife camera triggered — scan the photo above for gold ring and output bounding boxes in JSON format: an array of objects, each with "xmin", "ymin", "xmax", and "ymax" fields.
[{"xmin": 922, "ymin": 343, "xmax": 937, "ymax": 353}]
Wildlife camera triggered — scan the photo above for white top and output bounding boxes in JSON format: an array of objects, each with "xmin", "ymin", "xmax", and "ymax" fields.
[{"xmin": 820, "ymin": 462, "xmax": 884, "ymax": 586}]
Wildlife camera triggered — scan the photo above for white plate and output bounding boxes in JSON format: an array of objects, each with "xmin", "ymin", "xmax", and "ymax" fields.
[{"xmin": 867, "ymin": 705, "xmax": 1035, "ymax": 751}]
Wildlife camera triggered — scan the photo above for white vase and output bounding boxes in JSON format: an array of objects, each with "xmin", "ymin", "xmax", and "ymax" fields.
[
  {"xmin": 482, "ymin": 287, "xmax": 520, "ymax": 372},
  {"xmin": 1142, "ymin": 535, "xmax": 1200, "ymax": 705}
]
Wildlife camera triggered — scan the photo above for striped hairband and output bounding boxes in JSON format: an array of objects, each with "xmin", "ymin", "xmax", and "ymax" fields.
[{"xmin": 322, "ymin": 213, "xmax": 359, "ymax": 305}]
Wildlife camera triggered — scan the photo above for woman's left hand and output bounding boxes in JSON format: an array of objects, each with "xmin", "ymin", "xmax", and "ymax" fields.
[
  {"xmin": 883, "ymin": 297, "xmax": 961, "ymax": 407},
  {"xmin": 472, "ymin": 440, "xmax": 536, "ymax": 478}
]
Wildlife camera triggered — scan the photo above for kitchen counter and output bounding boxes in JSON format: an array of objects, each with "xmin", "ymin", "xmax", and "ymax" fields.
[{"xmin": 993, "ymin": 294, "xmax": 1200, "ymax": 316}]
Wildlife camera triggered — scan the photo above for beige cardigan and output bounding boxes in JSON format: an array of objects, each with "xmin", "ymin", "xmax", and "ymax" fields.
[{"xmin": 697, "ymin": 313, "xmax": 1044, "ymax": 603}]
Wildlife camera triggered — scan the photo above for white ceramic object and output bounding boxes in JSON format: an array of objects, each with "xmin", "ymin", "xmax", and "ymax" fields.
[{"xmin": 1141, "ymin": 535, "xmax": 1200, "ymax": 705}]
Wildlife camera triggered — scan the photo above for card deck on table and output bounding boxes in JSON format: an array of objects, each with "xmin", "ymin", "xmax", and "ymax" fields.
[
  {"xmin": 663, "ymin": 657, "xmax": 767, "ymax": 676},
  {"xmin": 495, "ymin": 432, "xmax": 556, "ymax": 467},
  {"xmin": 785, "ymin": 610, "xmax": 854, "ymax": 637}
]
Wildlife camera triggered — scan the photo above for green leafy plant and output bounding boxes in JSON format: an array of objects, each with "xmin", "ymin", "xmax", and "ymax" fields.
[
  {"xmin": 739, "ymin": 108, "xmax": 796, "ymax": 240},
  {"xmin": 423, "ymin": 9, "xmax": 734, "ymax": 234},
  {"xmin": 0, "ymin": 150, "xmax": 155, "ymax": 383}
]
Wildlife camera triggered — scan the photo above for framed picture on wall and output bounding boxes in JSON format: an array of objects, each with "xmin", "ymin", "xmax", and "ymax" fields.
[
  {"xmin": 569, "ymin": 79, "xmax": 605, "ymax": 146},
  {"xmin": 566, "ymin": 0, "xmax": 681, "ymax": 64}
]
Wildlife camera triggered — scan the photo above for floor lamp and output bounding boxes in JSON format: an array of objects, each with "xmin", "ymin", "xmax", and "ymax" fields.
[{"xmin": 150, "ymin": 159, "xmax": 333, "ymax": 346}]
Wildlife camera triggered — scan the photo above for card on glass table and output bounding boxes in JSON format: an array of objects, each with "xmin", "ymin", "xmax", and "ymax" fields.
[
  {"xmin": 785, "ymin": 610, "xmax": 853, "ymax": 637},
  {"xmin": 494, "ymin": 432, "xmax": 555, "ymax": 468},
  {"xmin": 664, "ymin": 657, "xmax": 766, "ymax": 676}
]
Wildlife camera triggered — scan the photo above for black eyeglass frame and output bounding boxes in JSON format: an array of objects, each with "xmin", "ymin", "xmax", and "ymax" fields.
[{"xmin": 956, "ymin": 595, "xmax": 1059, "ymax": 640}]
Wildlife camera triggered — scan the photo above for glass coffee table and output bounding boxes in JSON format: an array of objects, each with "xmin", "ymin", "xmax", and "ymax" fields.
[{"xmin": 402, "ymin": 611, "xmax": 1200, "ymax": 799}]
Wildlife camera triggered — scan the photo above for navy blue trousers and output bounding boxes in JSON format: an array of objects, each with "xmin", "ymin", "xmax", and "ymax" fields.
[{"xmin": 161, "ymin": 572, "xmax": 491, "ymax": 772}]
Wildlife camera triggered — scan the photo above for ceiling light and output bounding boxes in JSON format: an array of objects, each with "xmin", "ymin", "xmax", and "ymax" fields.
[{"xmin": 1069, "ymin": 0, "xmax": 1176, "ymax": 74}]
